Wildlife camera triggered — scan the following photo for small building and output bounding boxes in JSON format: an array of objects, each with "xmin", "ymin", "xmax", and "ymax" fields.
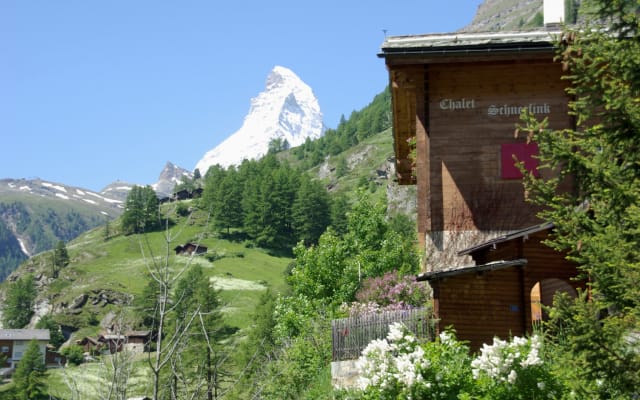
[
  {"xmin": 98, "ymin": 334, "xmax": 126, "ymax": 354},
  {"xmin": 82, "ymin": 331, "xmax": 152, "ymax": 355},
  {"xmin": 418, "ymin": 223, "xmax": 586, "ymax": 350},
  {"xmin": 124, "ymin": 331, "xmax": 151, "ymax": 354},
  {"xmin": 174, "ymin": 242, "xmax": 207, "ymax": 256},
  {"xmin": 76, "ymin": 336, "xmax": 102, "ymax": 354},
  {"xmin": 45, "ymin": 347, "xmax": 66, "ymax": 368},
  {"xmin": 0, "ymin": 329, "xmax": 50, "ymax": 369}
]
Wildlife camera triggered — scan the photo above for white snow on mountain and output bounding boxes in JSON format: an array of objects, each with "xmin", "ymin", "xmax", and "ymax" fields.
[
  {"xmin": 195, "ymin": 66, "xmax": 325, "ymax": 173},
  {"xmin": 0, "ymin": 178, "xmax": 124, "ymax": 214}
]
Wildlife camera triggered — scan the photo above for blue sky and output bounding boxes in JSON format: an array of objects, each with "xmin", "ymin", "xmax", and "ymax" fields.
[{"xmin": 2, "ymin": 0, "xmax": 481, "ymax": 192}]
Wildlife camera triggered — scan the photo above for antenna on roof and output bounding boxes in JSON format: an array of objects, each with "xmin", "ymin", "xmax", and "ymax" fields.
[{"xmin": 382, "ymin": 29, "xmax": 388, "ymax": 37}]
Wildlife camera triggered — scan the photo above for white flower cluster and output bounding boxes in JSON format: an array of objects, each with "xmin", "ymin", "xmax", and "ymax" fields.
[
  {"xmin": 357, "ymin": 322, "xmax": 428, "ymax": 390},
  {"xmin": 471, "ymin": 334, "xmax": 543, "ymax": 383}
]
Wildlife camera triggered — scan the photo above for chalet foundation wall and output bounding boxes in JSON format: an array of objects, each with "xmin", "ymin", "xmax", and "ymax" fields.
[
  {"xmin": 331, "ymin": 360, "xmax": 360, "ymax": 390},
  {"xmin": 424, "ymin": 230, "xmax": 506, "ymax": 271}
]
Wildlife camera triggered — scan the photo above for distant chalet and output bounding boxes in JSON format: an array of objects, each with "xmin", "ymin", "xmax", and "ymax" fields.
[{"xmin": 174, "ymin": 242, "xmax": 208, "ymax": 256}]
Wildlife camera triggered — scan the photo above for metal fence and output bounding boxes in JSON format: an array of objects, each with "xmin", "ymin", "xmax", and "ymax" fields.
[{"xmin": 331, "ymin": 307, "xmax": 434, "ymax": 361}]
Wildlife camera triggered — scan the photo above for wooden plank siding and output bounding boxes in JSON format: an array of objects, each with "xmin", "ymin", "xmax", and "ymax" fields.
[
  {"xmin": 432, "ymin": 267, "xmax": 527, "ymax": 350},
  {"xmin": 382, "ymin": 31, "xmax": 584, "ymax": 351},
  {"xmin": 430, "ymin": 228, "xmax": 584, "ymax": 350},
  {"xmin": 426, "ymin": 60, "xmax": 570, "ymax": 235}
]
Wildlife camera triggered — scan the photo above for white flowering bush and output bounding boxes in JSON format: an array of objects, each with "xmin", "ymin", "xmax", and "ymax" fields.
[
  {"xmin": 470, "ymin": 335, "xmax": 563, "ymax": 399},
  {"xmin": 356, "ymin": 324, "xmax": 473, "ymax": 399},
  {"xmin": 351, "ymin": 326, "xmax": 567, "ymax": 400}
]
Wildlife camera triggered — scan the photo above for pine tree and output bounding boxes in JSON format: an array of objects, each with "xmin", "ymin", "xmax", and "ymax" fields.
[
  {"xmin": 1, "ymin": 274, "xmax": 37, "ymax": 328},
  {"xmin": 35, "ymin": 315, "xmax": 65, "ymax": 350},
  {"xmin": 172, "ymin": 265, "xmax": 225, "ymax": 399},
  {"xmin": 213, "ymin": 167, "xmax": 244, "ymax": 235},
  {"xmin": 121, "ymin": 185, "xmax": 159, "ymax": 234},
  {"xmin": 13, "ymin": 339, "xmax": 46, "ymax": 400},
  {"xmin": 51, "ymin": 240, "xmax": 69, "ymax": 278},
  {"xmin": 292, "ymin": 175, "xmax": 330, "ymax": 246}
]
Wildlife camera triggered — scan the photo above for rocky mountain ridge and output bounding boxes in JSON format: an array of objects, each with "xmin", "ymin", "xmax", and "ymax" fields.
[{"xmin": 195, "ymin": 65, "xmax": 325, "ymax": 173}]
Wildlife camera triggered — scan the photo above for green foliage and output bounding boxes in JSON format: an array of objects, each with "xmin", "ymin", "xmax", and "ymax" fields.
[
  {"xmin": 291, "ymin": 88, "xmax": 391, "ymax": 169},
  {"xmin": 350, "ymin": 327, "xmax": 565, "ymax": 400},
  {"xmin": 268, "ymin": 137, "xmax": 290, "ymax": 154},
  {"xmin": 292, "ymin": 175, "xmax": 331, "ymax": 246},
  {"xmin": 1, "ymin": 274, "xmax": 37, "ymax": 328},
  {"xmin": 0, "ymin": 200, "xmax": 104, "ymax": 280},
  {"xmin": 13, "ymin": 340, "xmax": 46, "ymax": 400},
  {"xmin": 289, "ymin": 192, "xmax": 419, "ymax": 307},
  {"xmin": 121, "ymin": 185, "xmax": 160, "ymax": 235},
  {"xmin": 60, "ymin": 345, "xmax": 85, "ymax": 366},
  {"xmin": 329, "ymin": 193, "xmax": 350, "ymax": 236},
  {"xmin": 171, "ymin": 264, "xmax": 227, "ymax": 397},
  {"xmin": 51, "ymin": 240, "xmax": 69, "ymax": 278},
  {"xmin": 545, "ymin": 292, "xmax": 640, "ymax": 398},
  {"xmin": 258, "ymin": 312, "xmax": 332, "ymax": 400},
  {"xmin": 35, "ymin": 315, "xmax": 65, "ymax": 350},
  {"xmin": 174, "ymin": 201, "xmax": 190, "ymax": 217},
  {"xmin": 517, "ymin": 2, "xmax": 640, "ymax": 397},
  {"xmin": 0, "ymin": 219, "xmax": 28, "ymax": 282}
]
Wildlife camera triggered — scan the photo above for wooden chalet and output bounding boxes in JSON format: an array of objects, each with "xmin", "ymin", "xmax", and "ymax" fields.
[
  {"xmin": 379, "ymin": 29, "xmax": 572, "ymax": 263},
  {"xmin": 174, "ymin": 242, "xmax": 208, "ymax": 256},
  {"xmin": 76, "ymin": 336, "xmax": 102, "ymax": 354},
  {"xmin": 379, "ymin": 9, "xmax": 584, "ymax": 349},
  {"xmin": 78, "ymin": 330, "xmax": 151, "ymax": 355}
]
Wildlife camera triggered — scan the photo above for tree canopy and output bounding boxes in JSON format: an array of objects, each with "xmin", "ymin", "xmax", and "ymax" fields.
[
  {"xmin": 121, "ymin": 185, "xmax": 160, "ymax": 235},
  {"xmin": 13, "ymin": 340, "xmax": 46, "ymax": 400},
  {"xmin": 520, "ymin": 0, "xmax": 640, "ymax": 396},
  {"xmin": 1, "ymin": 274, "xmax": 37, "ymax": 328}
]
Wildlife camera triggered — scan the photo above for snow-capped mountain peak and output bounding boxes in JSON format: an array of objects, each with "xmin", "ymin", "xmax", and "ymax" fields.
[{"xmin": 195, "ymin": 66, "xmax": 325, "ymax": 173}]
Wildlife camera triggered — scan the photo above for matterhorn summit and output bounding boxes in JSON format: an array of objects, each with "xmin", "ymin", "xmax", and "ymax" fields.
[{"xmin": 195, "ymin": 66, "xmax": 325, "ymax": 173}]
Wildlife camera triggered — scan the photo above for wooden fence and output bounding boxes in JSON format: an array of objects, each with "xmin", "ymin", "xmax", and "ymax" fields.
[{"xmin": 331, "ymin": 307, "xmax": 434, "ymax": 361}]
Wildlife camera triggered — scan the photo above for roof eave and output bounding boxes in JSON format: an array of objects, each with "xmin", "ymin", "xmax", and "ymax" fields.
[{"xmin": 417, "ymin": 259, "xmax": 528, "ymax": 282}]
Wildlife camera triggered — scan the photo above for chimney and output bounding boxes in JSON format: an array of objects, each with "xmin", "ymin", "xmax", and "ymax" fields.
[{"xmin": 544, "ymin": 0, "xmax": 565, "ymax": 29}]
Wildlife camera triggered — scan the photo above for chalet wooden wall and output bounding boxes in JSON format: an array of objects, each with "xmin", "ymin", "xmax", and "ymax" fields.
[
  {"xmin": 432, "ymin": 229, "xmax": 584, "ymax": 350},
  {"xmin": 431, "ymin": 267, "xmax": 526, "ymax": 350},
  {"xmin": 425, "ymin": 60, "xmax": 571, "ymax": 236}
]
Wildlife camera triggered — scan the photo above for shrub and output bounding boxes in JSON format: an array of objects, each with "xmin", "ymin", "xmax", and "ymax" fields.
[
  {"xmin": 344, "ymin": 270, "xmax": 431, "ymax": 315},
  {"xmin": 61, "ymin": 345, "xmax": 85, "ymax": 366},
  {"xmin": 352, "ymin": 324, "xmax": 567, "ymax": 399}
]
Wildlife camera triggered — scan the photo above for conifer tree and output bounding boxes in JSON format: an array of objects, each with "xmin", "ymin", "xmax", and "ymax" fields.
[
  {"xmin": 520, "ymin": 1, "xmax": 640, "ymax": 395},
  {"xmin": 13, "ymin": 339, "xmax": 46, "ymax": 400},
  {"xmin": 1, "ymin": 274, "xmax": 37, "ymax": 328},
  {"xmin": 292, "ymin": 175, "xmax": 330, "ymax": 246},
  {"xmin": 121, "ymin": 185, "xmax": 159, "ymax": 234}
]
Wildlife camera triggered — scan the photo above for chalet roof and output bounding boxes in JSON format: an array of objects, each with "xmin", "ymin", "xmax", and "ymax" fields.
[
  {"xmin": 379, "ymin": 30, "xmax": 562, "ymax": 58},
  {"xmin": 458, "ymin": 222, "xmax": 555, "ymax": 256},
  {"xmin": 76, "ymin": 336, "xmax": 100, "ymax": 345},
  {"xmin": 0, "ymin": 329, "xmax": 50, "ymax": 341},
  {"xmin": 417, "ymin": 259, "xmax": 528, "ymax": 282},
  {"xmin": 126, "ymin": 330, "xmax": 151, "ymax": 338}
]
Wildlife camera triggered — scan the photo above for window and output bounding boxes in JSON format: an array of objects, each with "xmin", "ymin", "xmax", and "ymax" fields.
[
  {"xmin": 501, "ymin": 142, "xmax": 540, "ymax": 179},
  {"xmin": 1, "ymin": 346, "xmax": 8, "ymax": 353}
]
